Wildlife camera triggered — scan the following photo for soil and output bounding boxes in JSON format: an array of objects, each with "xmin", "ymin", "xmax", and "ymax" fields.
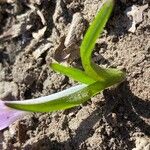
[{"xmin": 0, "ymin": 0, "xmax": 150, "ymax": 150}]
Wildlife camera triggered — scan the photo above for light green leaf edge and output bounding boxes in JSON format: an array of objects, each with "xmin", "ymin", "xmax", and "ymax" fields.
[
  {"xmin": 80, "ymin": 0, "xmax": 115, "ymax": 80},
  {"xmin": 5, "ymin": 81, "xmax": 109, "ymax": 112}
]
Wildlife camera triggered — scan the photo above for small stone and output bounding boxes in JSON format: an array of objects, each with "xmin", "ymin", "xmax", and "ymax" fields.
[
  {"xmin": 133, "ymin": 137, "xmax": 150, "ymax": 150},
  {"xmin": 125, "ymin": 4, "xmax": 148, "ymax": 33}
]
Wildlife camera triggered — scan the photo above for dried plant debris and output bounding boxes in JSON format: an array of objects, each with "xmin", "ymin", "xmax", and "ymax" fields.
[
  {"xmin": 0, "ymin": 9, "xmax": 34, "ymax": 41},
  {"xmin": 32, "ymin": 42, "xmax": 52, "ymax": 59},
  {"xmin": 27, "ymin": 4, "xmax": 46, "ymax": 25},
  {"xmin": 25, "ymin": 26, "xmax": 47, "ymax": 53},
  {"xmin": 0, "ymin": 3, "xmax": 46, "ymax": 41},
  {"xmin": 32, "ymin": 26, "xmax": 47, "ymax": 40},
  {"xmin": 0, "ymin": 0, "xmax": 15, "ymax": 3},
  {"xmin": 32, "ymin": 27, "xmax": 52, "ymax": 59},
  {"xmin": 53, "ymin": 0, "xmax": 70, "ymax": 31},
  {"xmin": 125, "ymin": 4, "xmax": 148, "ymax": 33},
  {"xmin": 54, "ymin": 12, "xmax": 86, "ymax": 62},
  {"xmin": 28, "ymin": 0, "xmax": 42, "ymax": 5},
  {"xmin": 0, "ymin": 23, "xmax": 32, "ymax": 41},
  {"xmin": 64, "ymin": 12, "xmax": 85, "ymax": 48},
  {"xmin": 54, "ymin": 36, "xmax": 67, "ymax": 62}
]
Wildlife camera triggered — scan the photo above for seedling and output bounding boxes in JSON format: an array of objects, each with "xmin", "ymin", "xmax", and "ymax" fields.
[{"xmin": 0, "ymin": 0, "xmax": 125, "ymax": 130}]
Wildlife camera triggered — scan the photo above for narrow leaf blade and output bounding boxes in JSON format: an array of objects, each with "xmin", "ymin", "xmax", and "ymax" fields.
[
  {"xmin": 80, "ymin": 0, "xmax": 114, "ymax": 79},
  {"xmin": 5, "ymin": 81, "xmax": 109, "ymax": 112},
  {"xmin": 51, "ymin": 63, "xmax": 95, "ymax": 84}
]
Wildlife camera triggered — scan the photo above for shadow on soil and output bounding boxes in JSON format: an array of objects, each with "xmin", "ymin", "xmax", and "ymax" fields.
[
  {"xmin": 102, "ymin": 81, "xmax": 150, "ymax": 149},
  {"xmin": 23, "ymin": 81, "xmax": 150, "ymax": 150},
  {"xmin": 67, "ymin": 81, "xmax": 150, "ymax": 149}
]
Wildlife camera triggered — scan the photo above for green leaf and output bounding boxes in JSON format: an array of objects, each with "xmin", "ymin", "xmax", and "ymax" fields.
[
  {"xmin": 50, "ymin": 63, "xmax": 95, "ymax": 84},
  {"xmin": 5, "ymin": 81, "xmax": 109, "ymax": 112},
  {"xmin": 80, "ymin": 0, "xmax": 114, "ymax": 80},
  {"xmin": 91, "ymin": 62, "xmax": 126, "ymax": 85}
]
